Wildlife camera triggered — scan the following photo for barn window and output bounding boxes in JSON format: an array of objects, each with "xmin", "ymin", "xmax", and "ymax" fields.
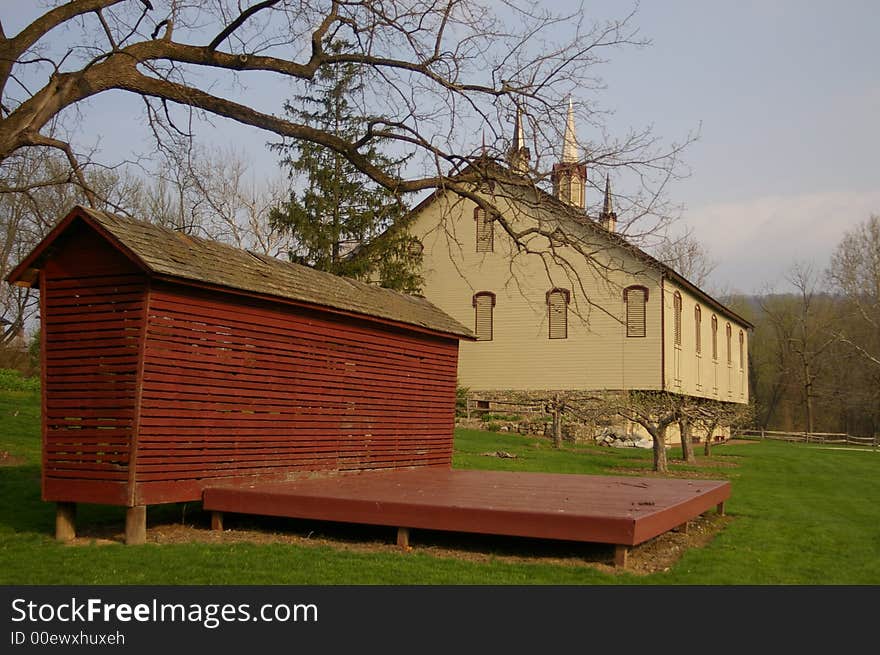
[
  {"xmin": 726, "ymin": 323, "xmax": 732, "ymax": 365},
  {"xmin": 694, "ymin": 305, "xmax": 702, "ymax": 354},
  {"xmin": 473, "ymin": 292, "xmax": 496, "ymax": 341},
  {"xmin": 739, "ymin": 330, "xmax": 745, "ymax": 369},
  {"xmin": 711, "ymin": 315, "xmax": 718, "ymax": 360},
  {"xmin": 624, "ymin": 286, "xmax": 648, "ymax": 338},
  {"xmin": 673, "ymin": 291, "xmax": 682, "ymax": 347},
  {"xmin": 546, "ymin": 288, "xmax": 570, "ymax": 339},
  {"xmin": 475, "ymin": 207, "xmax": 493, "ymax": 252}
]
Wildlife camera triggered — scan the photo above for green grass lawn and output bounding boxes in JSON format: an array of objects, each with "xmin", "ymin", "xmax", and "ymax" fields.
[{"xmin": 1, "ymin": 389, "xmax": 878, "ymax": 584}]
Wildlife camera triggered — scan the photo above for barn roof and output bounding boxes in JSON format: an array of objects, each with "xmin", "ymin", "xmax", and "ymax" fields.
[
  {"xmin": 401, "ymin": 160, "xmax": 754, "ymax": 329},
  {"xmin": 8, "ymin": 206, "xmax": 473, "ymax": 340}
]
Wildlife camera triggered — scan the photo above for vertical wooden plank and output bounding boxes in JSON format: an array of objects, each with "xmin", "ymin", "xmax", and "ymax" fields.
[
  {"xmin": 397, "ymin": 527, "xmax": 410, "ymax": 548},
  {"xmin": 125, "ymin": 506, "xmax": 147, "ymax": 545},
  {"xmin": 613, "ymin": 544, "xmax": 629, "ymax": 568},
  {"xmin": 716, "ymin": 501, "xmax": 725, "ymax": 516},
  {"xmin": 39, "ymin": 269, "xmax": 48, "ymax": 502},
  {"xmin": 55, "ymin": 502, "xmax": 76, "ymax": 541},
  {"xmin": 211, "ymin": 511, "xmax": 224, "ymax": 532},
  {"xmin": 128, "ymin": 281, "xmax": 151, "ymax": 507}
]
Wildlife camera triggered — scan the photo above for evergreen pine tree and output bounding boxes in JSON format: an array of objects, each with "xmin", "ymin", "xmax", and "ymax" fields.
[{"xmin": 269, "ymin": 42, "xmax": 422, "ymax": 294}]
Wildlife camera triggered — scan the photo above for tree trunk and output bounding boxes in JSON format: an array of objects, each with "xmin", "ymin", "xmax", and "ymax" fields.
[
  {"xmin": 652, "ymin": 426, "xmax": 667, "ymax": 473},
  {"xmin": 679, "ymin": 416, "xmax": 695, "ymax": 464},
  {"xmin": 552, "ymin": 394, "xmax": 562, "ymax": 448},
  {"xmin": 703, "ymin": 420, "xmax": 719, "ymax": 456}
]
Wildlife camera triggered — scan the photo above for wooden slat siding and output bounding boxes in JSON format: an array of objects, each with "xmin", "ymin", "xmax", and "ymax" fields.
[
  {"xmin": 134, "ymin": 282, "xmax": 458, "ymax": 505},
  {"xmin": 40, "ymin": 224, "xmax": 147, "ymax": 504}
]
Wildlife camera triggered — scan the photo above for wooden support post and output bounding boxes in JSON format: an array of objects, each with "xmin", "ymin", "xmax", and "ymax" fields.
[
  {"xmin": 716, "ymin": 501, "xmax": 726, "ymax": 517},
  {"xmin": 211, "ymin": 511, "xmax": 224, "ymax": 532},
  {"xmin": 125, "ymin": 505, "xmax": 147, "ymax": 545},
  {"xmin": 397, "ymin": 527, "xmax": 410, "ymax": 548},
  {"xmin": 55, "ymin": 502, "xmax": 76, "ymax": 542},
  {"xmin": 613, "ymin": 544, "xmax": 629, "ymax": 568},
  {"xmin": 679, "ymin": 521, "xmax": 689, "ymax": 535}
]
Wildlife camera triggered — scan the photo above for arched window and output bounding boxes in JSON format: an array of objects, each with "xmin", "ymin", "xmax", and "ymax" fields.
[
  {"xmin": 546, "ymin": 288, "xmax": 570, "ymax": 339},
  {"xmin": 711, "ymin": 315, "xmax": 718, "ymax": 360},
  {"xmin": 673, "ymin": 291, "xmax": 682, "ymax": 347},
  {"xmin": 474, "ymin": 207, "xmax": 493, "ymax": 252},
  {"xmin": 739, "ymin": 330, "xmax": 745, "ymax": 369},
  {"xmin": 624, "ymin": 286, "xmax": 649, "ymax": 338},
  {"xmin": 726, "ymin": 323, "xmax": 732, "ymax": 365},
  {"xmin": 472, "ymin": 292, "xmax": 496, "ymax": 341},
  {"xmin": 571, "ymin": 176, "xmax": 583, "ymax": 207},
  {"xmin": 694, "ymin": 305, "xmax": 702, "ymax": 354}
]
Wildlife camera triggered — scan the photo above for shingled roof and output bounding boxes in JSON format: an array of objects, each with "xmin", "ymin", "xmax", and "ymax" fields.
[{"xmin": 8, "ymin": 206, "xmax": 473, "ymax": 340}]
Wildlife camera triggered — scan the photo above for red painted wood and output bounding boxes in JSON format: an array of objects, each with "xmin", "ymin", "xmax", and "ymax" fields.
[
  {"xmin": 203, "ymin": 470, "xmax": 732, "ymax": 547},
  {"xmin": 133, "ymin": 282, "xmax": 458, "ymax": 504},
  {"xmin": 38, "ymin": 220, "xmax": 460, "ymax": 508},
  {"xmin": 41, "ymin": 228, "xmax": 145, "ymax": 505}
]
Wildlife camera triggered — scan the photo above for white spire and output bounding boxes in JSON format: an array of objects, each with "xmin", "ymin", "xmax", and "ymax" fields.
[
  {"xmin": 562, "ymin": 97, "xmax": 578, "ymax": 163},
  {"xmin": 513, "ymin": 103, "xmax": 525, "ymax": 151}
]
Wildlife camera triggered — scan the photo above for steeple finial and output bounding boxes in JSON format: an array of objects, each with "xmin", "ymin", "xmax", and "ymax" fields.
[
  {"xmin": 513, "ymin": 103, "xmax": 525, "ymax": 151},
  {"xmin": 603, "ymin": 175, "xmax": 613, "ymax": 214},
  {"xmin": 599, "ymin": 174, "xmax": 617, "ymax": 232},
  {"xmin": 507, "ymin": 102, "xmax": 530, "ymax": 173},
  {"xmin": 562, "ymin": 96, "xmax": 578, "ymax": 163}
]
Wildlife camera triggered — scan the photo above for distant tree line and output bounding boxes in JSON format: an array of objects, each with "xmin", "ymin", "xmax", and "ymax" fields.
[{"xmin": 724, "ymin": 215, "xmax": 880, "ymax": 438}]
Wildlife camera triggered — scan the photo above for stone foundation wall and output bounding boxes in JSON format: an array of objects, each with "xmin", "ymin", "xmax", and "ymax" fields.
[{"xmin": 457, "ymin": 389, "xmax": 731, "ymax": 445}]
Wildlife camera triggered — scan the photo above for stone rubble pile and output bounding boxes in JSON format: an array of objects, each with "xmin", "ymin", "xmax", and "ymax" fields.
[{"xmin": 595, "ymin": 431, "xmax": 654, "ymax": 449}]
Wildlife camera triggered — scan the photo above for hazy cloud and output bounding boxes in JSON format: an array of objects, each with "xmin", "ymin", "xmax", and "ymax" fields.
[{"xmin": 685, "ymin": 190, "xmax": 880, "ymax": 294}]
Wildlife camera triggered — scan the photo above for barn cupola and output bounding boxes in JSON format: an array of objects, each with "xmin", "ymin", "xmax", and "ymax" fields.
[
  {"xmin": 507, "ymin": 103, "xmax": 530, "ymax": 174},
  {"xmin": 551, "ymin": 97, "xmax": 588, "ymax": 209},
  {"xmin": 599, "ymin": 174, "xmax": 617, "ymax": 233}
]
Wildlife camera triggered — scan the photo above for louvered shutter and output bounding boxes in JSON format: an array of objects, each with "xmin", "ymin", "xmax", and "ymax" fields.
[
  {"xmin": 726, "ymin": 323, "xmax": 732, "ymax": 364},
  {"xmin": 548, "ymin": 290, "xmax": 568, "ymax": 339},
  {"xmin": 673, "ymin": 292, "xmax": 682, "ymax": 346},
  {"xmin": 695, "ymin": 306, "xmax": 702, "ymax": 354},
  {"xmin": 711, "ymin": 316, "xmax": 718, "ymax": 360},
  {"xmin": 474, "ymin": 293, "xmax": 494, "ymax": 340},
  {"xmin": 625, "ymin": 287, "xmax": 646, "ymax": 337},
  {"xmin": 475, "ymin": 208, "xmax": 493, "ymax": 252}
]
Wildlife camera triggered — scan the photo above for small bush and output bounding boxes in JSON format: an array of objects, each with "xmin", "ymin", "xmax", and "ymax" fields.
[
  {"xmin": 0, "ymin": 368, "xmax": 40, "ymax": 392},
  {"xmin": 455, "ymin": 384, "xmax": 470, "ymax": 417}
]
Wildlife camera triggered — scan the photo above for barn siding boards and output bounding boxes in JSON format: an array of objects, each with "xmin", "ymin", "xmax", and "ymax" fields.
[
  {"xmin": 40, "ymin": 225, "xmax": 146, "ymax": 505},
  {"xmin": 134, "ymin": 282, "xmax": 459, "ymax": 504},
  {"xmin": 661, "ymin": 278, "xmax": 749, "ymax": 402},
  {"xmin": 9, "ymin": 207, "xmax": 465, "ymax": 511},
  {"xmin": 409, "ymin": 193, "xmax": 664, "ymax": 392}
]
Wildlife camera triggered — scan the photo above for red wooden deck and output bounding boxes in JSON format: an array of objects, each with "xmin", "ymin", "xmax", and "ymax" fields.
[{"xmin": 202, "ymin": 468, "xmax": 730, "ymax": 551}]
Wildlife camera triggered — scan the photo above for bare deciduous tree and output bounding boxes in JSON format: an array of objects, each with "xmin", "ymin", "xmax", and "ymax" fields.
[
  {"xmin": 758, "ymin": 264, "xmax": 836, "ymax": 434},
  {"xmin": 603, "ymin": 390, "xmax": 684, "ymax": 473},
  {"xmin": 1, "ymin": 1, "xmax": 691, "ymax": 298},
  {"xmin": 827, "ymin": 214, "xmax": 880, "ymax": 369},
  {"xmin": 0, "ymin": 143, "xmax": 142, "ymax": 341},
  {"xmin": 652, "ymin": 229, "xmax": 717, "ymax": 289}
]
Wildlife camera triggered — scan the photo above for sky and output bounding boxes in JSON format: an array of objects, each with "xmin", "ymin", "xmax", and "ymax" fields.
[
  {"xmin": 5, "ymin": 1, "xmax": 879, "ymax": 295},
  {"xmin": 591, "ymin": 1, "xmax": 880, "ymax": 294}
]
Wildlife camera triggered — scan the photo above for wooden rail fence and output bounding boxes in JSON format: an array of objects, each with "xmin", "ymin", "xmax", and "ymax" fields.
[{"xmin": 735, "ymin": 429, "xmax": 879, "ymax": 448}]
